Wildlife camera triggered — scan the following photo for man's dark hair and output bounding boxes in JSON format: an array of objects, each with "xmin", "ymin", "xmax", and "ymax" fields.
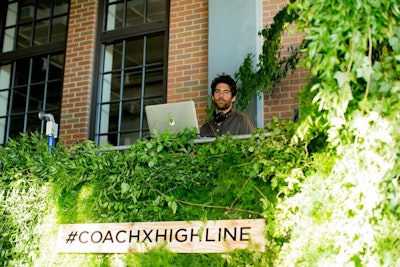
[{"xmin": 211, "ymin": 74, "xmax": 237, "ymax": 97}]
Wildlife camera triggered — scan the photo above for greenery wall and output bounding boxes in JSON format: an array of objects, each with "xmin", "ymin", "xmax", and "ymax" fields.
[
  {"xmin": 0, "ymin": 122, "xmax": 312, "ymax": 266},
  {"xmin": 272, "ymin": 0, "xmax": 400, "ymax": 265},
  {"xmin": 1, "ymin": 0, "xmax": 400, "ymax": 266}
]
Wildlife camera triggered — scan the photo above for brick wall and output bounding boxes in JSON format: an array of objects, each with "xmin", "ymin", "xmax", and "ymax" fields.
[
  {"xmin": 60, "ymin": 0, "xmax": 97, "ymax": 145},
  {"xmin": 168, "ymin": 0, "xmax": 209, "ymax": 125},
  {"xmin": 262, "ymin": 0, "xmax": 309, "ymax": 122}
]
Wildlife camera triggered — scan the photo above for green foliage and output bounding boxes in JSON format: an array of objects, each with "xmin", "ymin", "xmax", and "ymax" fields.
[
  {"xmin": 0, "ymin": 121, "xmax": 313, "ymax": 266},
  {"xmin": 0, "ymin": 133, "xmax": 65, "ymax": 266},
  {"xmin": 271, "ymin": 0, "xmax": 400, "ymax": 266},
  {"xmin": 234, "ymin": 1, "xmax": 301, "ymax": 111}
]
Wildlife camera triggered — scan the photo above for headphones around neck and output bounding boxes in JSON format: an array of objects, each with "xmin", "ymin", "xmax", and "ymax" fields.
[{"xmin": 213, "ymin": 110, "xmax": 232, "ymax": 123}]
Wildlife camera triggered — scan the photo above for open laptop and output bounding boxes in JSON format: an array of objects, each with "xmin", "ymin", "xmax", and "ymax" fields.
[{"xmin": 145, "ymin": 101, "xmax": 199, "ymax": 136}]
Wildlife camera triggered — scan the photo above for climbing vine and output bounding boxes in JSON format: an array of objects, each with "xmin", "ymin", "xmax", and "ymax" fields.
[{"xmin": 234, "ymin": 0, "xmax": 301, "ymax": 111}]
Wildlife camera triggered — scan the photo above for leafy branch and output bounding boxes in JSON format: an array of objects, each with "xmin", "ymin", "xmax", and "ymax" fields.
[
  {"xmin": 234, "ymin": 2, "xmax": 302, "ymax": 111},
  {"xmin": 147, "ymin": 182, "xmax": 263, "ymax": 217}
]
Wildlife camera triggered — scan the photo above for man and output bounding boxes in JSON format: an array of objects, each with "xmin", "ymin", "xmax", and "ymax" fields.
[{"xmin": 200, "ymin": 74, "xmax": 255, "ymax": 137}]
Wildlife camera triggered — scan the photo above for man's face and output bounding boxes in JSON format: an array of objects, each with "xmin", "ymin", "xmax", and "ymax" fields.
[{"xmin": 212, "ymin": 83, "xmax": 236, "ymax": 112}]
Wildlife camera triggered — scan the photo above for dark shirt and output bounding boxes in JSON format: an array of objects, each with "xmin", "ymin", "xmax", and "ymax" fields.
[{"xmin": 200, "ymin": 111, "xmax": 255, "ymax": 137}]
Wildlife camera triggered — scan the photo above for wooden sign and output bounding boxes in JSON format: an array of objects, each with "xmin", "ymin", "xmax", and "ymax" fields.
[{"xmin": 56, "ymin": 219, "xmax": 265, "ymax": 253}]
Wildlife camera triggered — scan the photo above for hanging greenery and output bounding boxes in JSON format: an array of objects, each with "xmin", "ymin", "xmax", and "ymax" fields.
[
  {"xmin": 271, "ymin": 0, "xmax": 400, "ymax": 266},
  {"xmin": 234, "ymin": 1, "xmax": 301, "ymax": 111}
]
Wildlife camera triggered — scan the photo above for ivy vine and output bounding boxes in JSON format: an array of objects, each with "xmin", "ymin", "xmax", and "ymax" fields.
[{"xmin": 234, "ymin": 1, "xmax": 301, "ymax": 111}]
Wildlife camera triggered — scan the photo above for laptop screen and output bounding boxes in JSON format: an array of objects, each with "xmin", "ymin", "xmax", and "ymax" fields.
[{"xmin": 145, "ymin": 101, "xmax": 199, "ymax": 135}]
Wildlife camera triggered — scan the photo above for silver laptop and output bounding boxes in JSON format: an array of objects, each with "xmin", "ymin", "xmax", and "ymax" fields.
[{"xmin": 145, "ymin": 101, "xmax": 199, "ymax": 135}]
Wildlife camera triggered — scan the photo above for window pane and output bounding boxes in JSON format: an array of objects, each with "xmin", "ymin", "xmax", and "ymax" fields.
[
  {"xmin": 34, "ymin": 19, "xmax": 50, "ymax": 45},
  {"xmin": 6, "ymin": 3, "xmax": 18, "ymax": 27},
  {"xmin": 2, "ymin": 28, "xmax": 16, "ymax": 52},
  {"xmin": 146, "ymin": 35, "xmax": 164, "ymax": 64},
  {"xmin": 17, "ymin": 23, "xmax": 32, "ymax": 49},
  {"xmin": 101, "ymin": 73, "xmax": 112, "ymax": 102},
  {"xmin": 124, "ymin": 100, "xmax": 141, "ymax": 116},
  {"xmin": 121, "ymin": 132, "xmax": 140, "ymax": 146},
  {"xmin": 0, "ymin": 65, "xmax": 12, "ymax": 90},
  {"xmin": 109, "ymin": 102, "xmax": 120, "ymax": 125},
  {"xmin": 110, "ymin": 73, "xmax": 122, "ymax": 101},
  {"xmin": 99, "ymin": 103, "xmax": 111, "ymax": 135},
  {"xmin": 12, "ymin": 87, "xmax": 28, "ymax": 113},
  {"xmin": 102, "ymin": 72, "xmax": 121, "ymax": 102},
  {"xmin": 47, "ymin": 80, "xmax": 62, "ymax": 109},
  {"xmin": 51, "ymin": 16, "xmax": 67, "ymax": 42},
  {"xmin": 99, "ymin": 134, "xmax": 111, "ymax": 145},
  {"xmin": 27, "ymin": 112, "xmax": 41, "ymax": 132},
  {"xmin": 29, "ymin": 84, "xmax": 45, "ymax": 112},
  {"xmin": 123, "ymin": 70, "xmax": 142, "ymax": 98},
  {"xmin": 125, "ymin": 39, "xmax": 144, "ymax": 68},
  {"xmin": 9, "ymin": 115, "xmax": 25, "ymax": 137},
  {"xmin": 121, "ymin": 99, "xmax": 141, "ymax": 128},
  {"xmin": 15, "ymin": 59, "xmax": 31, "ymax": 86},
  {"xmin": 127, "ymin": 0, "xmax": 145, "ymax": 26},
  {"xmin": 20, "ymin": 1, "xmax": 35, "ymax": 24},
  {"xmin": 105, "ymin": 3, "xmax": 123, "ymax": 31},
  {"xmin": 103, "ymin": 133, "xmax": 118, "ymax": 146},
  {"xmin": 144, "ymin": 66, "xmax": 163, "ymax": 97},
  {"xmin": 0, "ymin": 91, "xmax": 9, "ymax": 116},
  {"xmin": 48, "ymin": 54, "xmax": 64, "ymax": 80},
  {"xmin": 31, "ymin": 56, "xmax": 47, "ymax": 83},
  {"xmin": 54, "ymin": 0, "xmax": 69, "ymax": 16},
  {"xmin": 99, "ymin": 102, "xmax": 119, "ymax": 133},
  {"xmin": 104, "ymin": 43, "xmax": 123, "ymax": 72},
  {"xmin": 0, "ymin": 118, "xmax": 6, "ymax": 145},
  {"xmin": 37, "ymin": 1, "xmax": 52, "ymax": 20},
  {"xmin": 147, "ymin": 0, "xmax": 165, "ymax": 23}
]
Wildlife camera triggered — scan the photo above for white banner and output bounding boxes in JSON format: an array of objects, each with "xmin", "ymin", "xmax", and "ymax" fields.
[{"xmin": 56, "ymin": 219, "xmax": 266, "ymax": 253}]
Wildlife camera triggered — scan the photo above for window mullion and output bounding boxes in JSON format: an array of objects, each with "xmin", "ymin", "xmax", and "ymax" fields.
[
  {"xmin": 118, "ymin": 40, "xmax": 127, "ymax": 145},
  {"xmin": 123, "ymin": 0, "xmax": 127, "ymax": 28},
  {"xmin": 22, "ymin": 58, "xmax": 33, "ymax": 132},
  {"xmin": 30, "ymin": 0, "xmax": 38, "ymax": 48},
  {"xmin": 48, "ymin": 1, "xmax": 54, "ymax": 43},
  {"xmin": 5, "ymin": 61, "xmax": 17, "ymax": 142},
  {"xmin": 139, "ymin": 36, "xmax": 147, "ymax": 138}
]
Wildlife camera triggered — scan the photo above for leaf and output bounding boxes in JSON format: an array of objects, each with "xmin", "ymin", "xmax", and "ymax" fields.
[
  {"xmin": 168, "ymin": 201, "xmax": 178, "ymax": 215},
  {"xmin": 253, "ymin": 162, "xmax": 262, "ymax": 173},
  {"xmin": 334, "ymin": 71, "xmax": 352, "ymax": 88},
  {"xmin": 356, "ymin": 57, "xmax": 374, "ymax": 81},
  {"xmin": 156, "ymin": 144, "xmax": 164, "ymax": 152},
  {"xmin": 121, "ymin": 182, "xmax": 129, "ymax": 194},
  {"xmin": 146, "ymin": 142, "xmax": 153, "ymax": 149}
]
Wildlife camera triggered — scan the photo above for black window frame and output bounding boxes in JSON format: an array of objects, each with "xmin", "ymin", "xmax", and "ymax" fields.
[
  {"xmin": 0, "ymin": 0, "xmax": 70, "ymax": 145},
  {"xmin": 91, "ymin": 0, "xmax": 169, "ymax": 146}
]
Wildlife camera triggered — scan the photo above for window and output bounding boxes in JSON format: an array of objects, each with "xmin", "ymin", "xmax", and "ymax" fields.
[
  {"xmin": 94, "ymin": 0, "xmax": 169, "ymax": 146},
  {"xmin": 0, "ymin": 0, "xmax": 69, "ymax": 145}
]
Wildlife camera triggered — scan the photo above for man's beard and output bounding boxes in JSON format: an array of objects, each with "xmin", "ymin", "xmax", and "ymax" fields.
[{"xmin": 215, "ymin": 99, "xmax": 232, "ymax": 111}]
